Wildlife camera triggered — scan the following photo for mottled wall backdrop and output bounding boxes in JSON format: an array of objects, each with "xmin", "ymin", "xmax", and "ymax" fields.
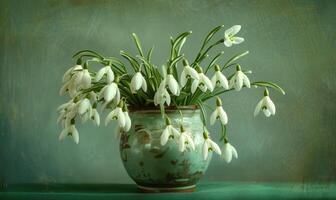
[{"xmin": 0, "ymin": 0, "xmax": 335, "ymax": 184}]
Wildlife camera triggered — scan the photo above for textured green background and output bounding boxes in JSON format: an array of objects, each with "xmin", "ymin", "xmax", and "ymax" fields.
[{"xmin": 0, "ymin": 0, "xmax": 335, "ymax": 184}]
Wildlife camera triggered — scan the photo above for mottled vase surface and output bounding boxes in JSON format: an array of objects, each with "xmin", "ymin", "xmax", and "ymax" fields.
[{"xmin": 119, "ymin": 108, "xmax": 211, "ymax": 191}]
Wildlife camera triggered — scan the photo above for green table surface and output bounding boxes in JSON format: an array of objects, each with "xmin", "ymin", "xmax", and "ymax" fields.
[{"xmin": 1, "ymin": 182, "xmax": 336, "ymax": 200}]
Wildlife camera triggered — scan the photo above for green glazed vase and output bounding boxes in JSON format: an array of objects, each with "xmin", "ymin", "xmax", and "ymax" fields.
[{"xmin": 119, "ymin": 106, "xmax": 212, "ymax": 192}]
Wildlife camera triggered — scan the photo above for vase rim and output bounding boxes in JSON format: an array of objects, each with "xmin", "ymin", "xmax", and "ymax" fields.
[{"xmin": 128, "ymin": 105, "xmax": 199, "ymax": 112}]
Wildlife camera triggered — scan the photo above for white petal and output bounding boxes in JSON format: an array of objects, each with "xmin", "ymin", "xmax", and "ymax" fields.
[
  {"xmin": 105, "ymin": 110, "xmax": 116, "ymax": 126},
  {"xmin": 222, "ymin": 143, "xmax": 232, "ymax": 163},
  {"xmin": 170, "ymin": 126, "xmax": 180, "ymax": 138},
  {"xmin": 106, "ymin": 67, "xmax": 114, "ymax": 83},
  {"xmin": 210, "ymin": 140, "xmax": 222, "ymax": 155},
  {"xmin": 81, "ymin": 70, "xmax": 91, "ymax": 89},
  {"xmin": 179, "ymin": 135, "xmax": 185, "ymax": 152},
  {"xmin": 217, "ymin": 72, "xmax": 229, "ymax": 89},
  {"xmin": 123, "ymin": 112, "xmax": 131, "ymax": 131},
  {"xmin": 235, "ymin": 72, "xmax": 244, "ymax": 91},
  {"xmin": 131, "ymin": 72, "xmax": 143, "ymax": 93},
  {"xmin": 164, "ymin": 90, "xmax": 171, "ymax": 106},
  {"xmin": 191, "ymin": 79, "xmax": 199, "ymax": 94},
  {"xmin": 203, "ymin": 141, "xmax": 209, "ymax": 160},
  {"xmin": 160, "ymin": 128, "xmax": 170, "ymax": 146},
  {"xmin": 187, "ymin": 66, "xmax": 199, "ymax": 80},
  {"xmin": 95, "ymin": 67, "xmax": 107, "ymax": 82},
  {"xmin": 211, "ymin": 75, "xmax": 218, "ymax": 88},
  {"xmin": 210, "ymin": 109, "xmax": 218, "ymax": 125},
  {"xmin": 59, "ymin": 127, "xmax": 69, "ymax": 140},
  {"xmin": 224, "ymin": 39, "xmax": 233, "ymax": 47},
  {"xmin": 72, "ymin": 71, "xmax": 84, "ymax": 85},
  {"xmin": 232, "ymin": 37, "xmax": 244, "ymax": 44},
  {"xmin": 92, "ymin": 109, "xmax": 100, "ymax": 126},
  {"xmin": 226, "ymin": 25, "xmax": 241, "ymax": 36},
  {"xmin": 180, "ymin": 70, "xmax": 187, "ymax": 87},
  {"xmin": 59, "ymin": 82, "xmax": 69, "ymax": 96},
  {"xmin": 242, "ymin": 73, "xmax": 251, "ymax": 88},
  {"xmin": 218, "ymin": 107, "xmax": 228, "ymax": 125},
  {"xmin": 201, "ymin": 74, "xmax": 214, "ymax": 92},
  {"xmin": 167, "ymin": 75, "xmax": 179, "ymax": 95},
  {"xmin": 70, "ymin": 125, "xmax": 79, "ymax": 144},
  {"xmin": 141, "ymin": 76, "xmax": 147, "ymax": 92},
  {"xmin": 254, "ymin": 99, "xmax": 264, "ymax": 116},
  {"xmin": 78, "ymin": 99, "xmax": 91, "ymax": 115},
  {"xmin": 231, "ymin": 145, "xmax": 238, "ymax": 159},
  {"xmin": 104, "ymin": 83, "xmax": 117, "ymax": 102},
  {"xmin": 265, "ymin": 96, "xmax": 276, "ymax": 115},
  {"xmin": 117, "ymin": 109, "xmax": 126, "ymax": 128},
  {"xmin": 114, "ymin": 89, "xmax": 121, "ymax": 105},
  {"xmin": 263, "ymin": 109, "xmax": 272, "ymax": 117}
]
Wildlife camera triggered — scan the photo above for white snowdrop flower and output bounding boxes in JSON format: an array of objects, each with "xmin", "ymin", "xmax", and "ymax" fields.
[
  {"xmin": 81, "ymin": 69, "xmax": 91, "ymax": 89},
  {"xmin": 154, "ymin": 82, "xmax": 171, "ymax": 106},
  {"xmin": 166, "ymin": 74, "xmax": 180, "ymax": 96},
  {"xmin": 202, "ymin": 131, "xmax": 221, "ymax": 160},
  {"xmin": 98, "ymin": 78, "xmax": 120, "ymax": 104},
  {"xmin": 59, "ymin": 123, "xmax": 80, "ymax": 144},
  {"xmin": 180, "ymin": 59, "xmax": 199, "ymax": 87},
  {"xmin": 105, "ymin": 101, "xmax": 126, "ymax": 128},
  {"xmin": 160, "ymin": 117, "xmax": 181, "ymax": 146},
  {"xmin": 91, "ymin": 108, "xmax": 100, "ymax": 126},
  {"xmin": 229, "ymin": 65, "xmax": 251, "ymax": 91},
  {"xmin": 62, "ymin": 64, "xmax": 83, "ymax": 83},
  {"xmin": 221, "ymin": 141, "xmax": 238, "ymax": 163},
  {"xmin": 211, "ymin": 65, "xmax": 229, "ymax": 90},
  {"xmin": 130, "ymin": 72, "xmax": 147, "ymax": 93},
  {"xmin": 191, "ymin": 65, "xmax": 214, "ymax": 93},
  {"xmin": 95, "ymin": 65, "xmax": 114, "ymax": 83},
  {"xmin": 77, "ymin": 98, "xmax": 92, "ymax": 115},
  {"xmin": 254, "ymin": 89, "xmax": 276, "ymax": 117},
  {"xmin": 210, "ymin": 97, "xmax": 228, "ymax": 125},
  {"xmin": 224, "ymin": 25, "xmax": 244, "ymax": 47},
  {"xmin": 178, "ymin": 126, "xmax": 195, "ymax": 152}
]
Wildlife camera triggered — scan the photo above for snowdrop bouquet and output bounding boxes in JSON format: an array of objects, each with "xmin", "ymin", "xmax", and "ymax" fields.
[{"xmin": 57, "ymin": 25, "xmax": 285, "ymax": 163}]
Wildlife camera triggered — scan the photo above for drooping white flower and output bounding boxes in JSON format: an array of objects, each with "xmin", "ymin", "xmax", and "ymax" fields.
[
  {"xmin": 154, "ymin": 83, "xmax": 171, "ymax": 106},
  {"xmin": 95, "ymin": 65, "xmax": 114, "ymax": 83},
  {"xmin": 105, "ymin": 102, "xmax": 126, "ymax": 128},
  {"xmin": 77, "ymin": 98, "xmax": 91, "ymax": 115},
  {"xmin": 166, "ymin": 74, "xmax": 180, "ymax": 96},
  {"xmin": 191, "ymin": 73, "xmax": 214, "ymax": 93},
  {"xmin": 224, "ymin": 25, "xmax": 244, "ymax": 47},
  {"xmin": 211, "ymin": 65, "xmax": 229, "ymax": 90},
  {"xmin": 254, "ymin": 89, "xmax": 276, "ymax": 117},
  {"xmin": 221, "ymin": 142, "xmax": 238, "ymax": 163},
  {"xmin": 72, "ymin": 67, "xmax": 91, "ymax": 89},
  {"xmin": 130, "ymin": 72, "xmax": 147, "ymax": 93},
  {"xmin": 180, "ymin": 59, "xmax": 199, "ymax": 87},
  {"xmin": 191, "ymin": 65, "xmax": 213, "ymax": 93},
  {"xmin": 160, "ymin": 117, "xmax": 180, "ymax": 146},
  {"xmin": 62, "ymin": 64, "xmax": 83, "ymax": 83},
  {"xmin": 210, "ymin": 97, "xmax": 228, "ymax": 125},
  {"xmin": 59, "ymin": 124, "xmax": 80, "ymax": 144},
  {"xmin": 99, "ymin": 81, "xmax": 120, "ymax": 104},
  {"xmin": 229, "ymin": 65, "xmax": 251, "ymax": 91},
  {"xmin": 178, "ymin": 126, "xmax": 195, "ymax": 152},
  {"xmin": 91, "ymin": 108, "xmax": 100, "ymax": 126},
  {"xmin": 202, "ymin": 131, "xmax": 221, "ymax": 160}
]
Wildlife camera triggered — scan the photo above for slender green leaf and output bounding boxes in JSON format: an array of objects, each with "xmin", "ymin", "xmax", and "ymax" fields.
[
  {"xmin": 252, "ymin": 81, "xmax": 286, "ymax": 95},
  {"xmin": 222, "ymin": 51, "xmax": 249, "ymax": 70},
  {"xmin": 131, "ymin": 33, "xmax": 144, "ymax": 56}
]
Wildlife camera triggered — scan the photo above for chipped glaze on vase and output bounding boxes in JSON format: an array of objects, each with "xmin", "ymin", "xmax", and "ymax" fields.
[{"xmin": 119, "ymin": 107, "xmax": 212, "ymax": 192}]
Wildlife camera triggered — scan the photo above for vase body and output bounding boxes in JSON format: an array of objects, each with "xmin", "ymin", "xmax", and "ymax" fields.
[{"xmin": 119, "ymin": 107, "xmax": 212, "ymax": 192}]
